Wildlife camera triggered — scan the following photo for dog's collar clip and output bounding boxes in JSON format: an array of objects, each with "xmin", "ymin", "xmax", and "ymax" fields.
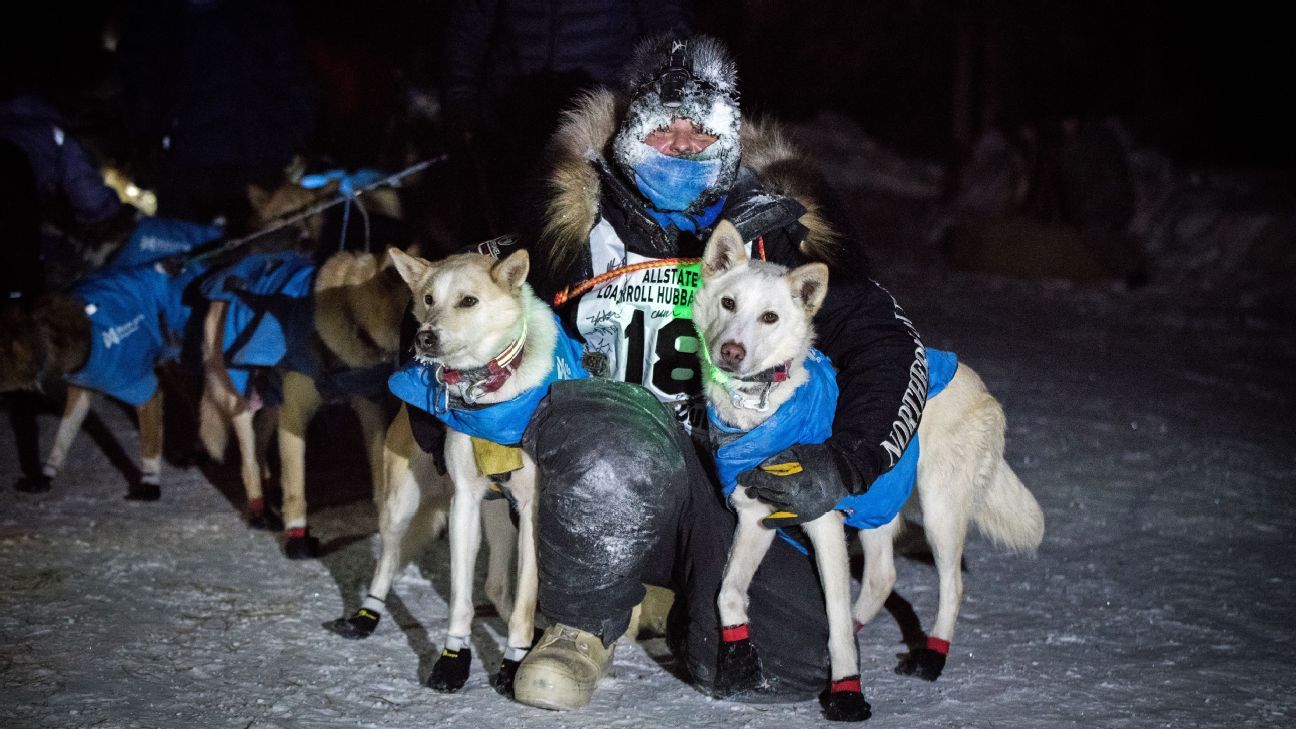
[
  {"xmin": 435, "ymin": 323, "xmax": 528, "ymax": 406},
  {"xmin": 724, "ymin": 360, "xmax": 791, "ymax": 412}
]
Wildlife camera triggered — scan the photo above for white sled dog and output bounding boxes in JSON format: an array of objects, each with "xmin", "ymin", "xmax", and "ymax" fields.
[
  {"xmin": 330, "ymin": 244, "xmax": 586, "ymax": 697},
  {"xmin": 693, "ymin": 221, "xmax": 1044, "ymax": 719}
]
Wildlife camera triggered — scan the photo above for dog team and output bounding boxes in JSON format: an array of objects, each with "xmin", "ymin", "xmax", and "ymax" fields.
[{"xmin": 1, "ymin": 35, "xmax": 1044, "ymax": 721}]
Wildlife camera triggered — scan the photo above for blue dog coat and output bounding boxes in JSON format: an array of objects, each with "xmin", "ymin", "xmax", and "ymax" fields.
[
  {"xmin": 710, "ymin": 348, "xmax": 958, "ymax": 540},
  {"xmin": 388, "ymin": 314, "xmax": 590, "ymax": 447},
  {"xmin": 200, "ymin": 251, "xmax": 316, "ymax": 397},
  {"xmin": 106, "ymin": 217, "xmax": 222, "ymax": 270},
  {"xmin": 65, "ymin": 261, "xmax": 206, "ymax": 406}
]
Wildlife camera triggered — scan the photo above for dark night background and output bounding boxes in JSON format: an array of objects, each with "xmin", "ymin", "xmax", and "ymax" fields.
[
  {"xmin": 3, "ymin": 1, "xmax": 1294, "ymax": 314},
  {"xmin": 6, "ymin": 2, "xmax": 1293, "ymax": 168}
]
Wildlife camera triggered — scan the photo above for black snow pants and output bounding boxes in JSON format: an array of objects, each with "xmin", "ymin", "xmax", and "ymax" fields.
[{"xmin": 523, "ymin": 378, "xmax": 831, "ymax": 700}]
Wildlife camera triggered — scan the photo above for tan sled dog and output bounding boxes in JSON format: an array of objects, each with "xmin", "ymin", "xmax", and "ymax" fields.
[
  {"xmin": 327, "ymin": 244, "xmax": 589, "ymax": 698},
  {"xmin": 1, "ymin": 262, "xmax": 203, "ymax": 500},
  {"xmin": 693, "ymin": 221, "xmax": 1044, "ymax": 719},
  {"xmin": 198, "ymin": 248, "xmax": 409, "ymax": 557}
]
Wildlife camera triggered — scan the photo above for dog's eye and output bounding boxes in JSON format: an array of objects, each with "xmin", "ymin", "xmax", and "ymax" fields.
[
  {"xmin": 459, "ymin": 296, "xmax": 478, "ymax": 308},
  {"xmin": 721, "ymin": 296, "xmax": 736, "ymax": 311},
  {"xmin": 423, "ymin": 294, "xmax": 433, "ymax": 306},
  {"xmin": 760, "ymin": 311, "xmax": 779, "ymax": 324}
]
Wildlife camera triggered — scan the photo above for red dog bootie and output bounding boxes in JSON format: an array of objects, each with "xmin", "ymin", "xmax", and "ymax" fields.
[
  {"xmin": 283, "ymin": 526, "xmax": 319, "ymax": 559},
  {"xmin": 896, "ymin": 635, "xmax": 948, "ymax": 681},
  {"xmin": 819, "ymin": 675, "xmax": 871, "ymax": 721},
  {"xmin": 714, "ymin": 623, "xmax": 767, "ymax": 698}
]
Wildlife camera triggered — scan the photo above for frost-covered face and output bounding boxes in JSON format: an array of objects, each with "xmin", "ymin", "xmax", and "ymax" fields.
[
  {"xmin": 644, "ymin": 117, "xmax": 719, "ymax": 156},
  {"xmin": 388, "ymin": 247, "xmax": 530, "ymax": 371},
  {"xmin": 693, "ymin": 221, "xmax": 828, "ymax": 379},
  {"xmin": 612, "ymin": 35, "xmax": 742, "ymax": 214}
]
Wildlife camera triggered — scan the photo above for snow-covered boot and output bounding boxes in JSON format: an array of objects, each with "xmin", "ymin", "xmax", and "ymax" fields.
[
  {"xmin": 512, "ymin": 624, "xmax": 615, "ymax": 710},
  {"xmin": 634, "ymin": 585, "xmax": 675, "ymax": 639},
  {"xmin": 713, "ymin": 624, "xmax": 766, "ymax": 697},
  {"xmin": 819, "ymin": 675, "xmax": 871, "ymax": 721},
  {"xmin": 896, "ymin": 636, "xmax": 947, "ymax": 680}
]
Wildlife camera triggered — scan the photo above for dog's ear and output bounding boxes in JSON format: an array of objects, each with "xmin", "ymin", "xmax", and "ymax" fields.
[
  {"xmin": 701, "ymin": 220, "xmax": 747, "ymax": 279},
  {"xmin": 491, "ymin": 248, "xmax": 530, "ymax": 291},
  {"xmin": 387, "ymin": 246, "xmax": 432, "ymax": 289},
  {"xmin": 786, "ymin": 262, "xmax": 829, "ymax": 316},
  {"xmin": 246, "ymin": 183, "xmax": 272, "ymax": 215}
]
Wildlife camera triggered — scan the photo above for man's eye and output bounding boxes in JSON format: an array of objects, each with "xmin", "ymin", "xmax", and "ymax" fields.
[
  {"xmin": 459, "ymin": 296, "xmax": 478, "ymax": 308},
  {"xmin": 761, "ymin": 311, "xmax": 779, "ymax": 324},
  {"xmin": 721, "ymin": 297, "xmax": 735, "ymax": 311},
  {"xmin": 423, "ymin": 294, "xmax": 433, "ymax": 306}
]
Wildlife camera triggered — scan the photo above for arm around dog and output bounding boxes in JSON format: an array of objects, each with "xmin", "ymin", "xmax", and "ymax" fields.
[{"xmin": 743, "ymin": 249, "xmax": 928, "ymax": 521}]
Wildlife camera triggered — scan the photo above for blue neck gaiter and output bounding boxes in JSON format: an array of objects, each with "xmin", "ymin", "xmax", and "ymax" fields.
[{"xmin": 632, "ymin": 146, "xmax": 725, "ymax": 232}]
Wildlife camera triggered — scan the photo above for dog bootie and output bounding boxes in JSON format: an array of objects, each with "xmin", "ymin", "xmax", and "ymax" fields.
[
  {"xmin": 513, "ymin": 624, "xmax": 616, "ymax": 710},
  {"xmin": 713, "ymin": 624, "xmax": 767, "ymax": 698},
  {"xmin": 819, "ymin": 675, "xmax": 871, "ymax": 722},
  {"xmin": 245, "ymin": 498, "xmax": 283, "ymax": 531},
  {"xmin": 493, "ymin": 659, "xmax": 522, "ymax": 697},
  {"xmin": 323, "ymin": 608, "xmax": 380, "ymax": 639},
  {"xmin": 126, "ymin": 475, "xmax": 161, "ymax": 501},
  {"xmin": 896, "ymin": 636, "xmax": 948, "ymax": 681},
  {"xmin": 283, "ymin": 527, "xmax": 320, "ymax": 559},
  {"xmin": 428, "ymin": 645, "xmax": 472, "ymax": 693},
  {"xmin": 492, "ymin": 644, "xmax": 531, "ymax": 697},
  {"xmin": 13, "ymin": 474, "xmax": 52, "ymax": 493}
]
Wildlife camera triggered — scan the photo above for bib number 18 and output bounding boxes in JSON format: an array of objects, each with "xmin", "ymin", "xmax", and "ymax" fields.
[{"xmin": 622, "ymin": 310, "xmax": 701, "ymax": 396}]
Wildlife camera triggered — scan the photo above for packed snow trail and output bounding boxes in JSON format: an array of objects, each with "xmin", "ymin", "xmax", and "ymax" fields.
[{"xmin": 4, "ymin": 262, "xmax": 1293, "ymax": 728}]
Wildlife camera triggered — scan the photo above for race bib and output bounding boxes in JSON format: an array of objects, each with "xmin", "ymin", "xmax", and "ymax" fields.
[{"xmin": 576, "ymin": 218, "xmax": 746, "ymax": 433}]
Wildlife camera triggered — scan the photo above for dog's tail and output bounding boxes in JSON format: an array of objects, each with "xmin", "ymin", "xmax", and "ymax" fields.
[
  {"xmin": 973, "ymin": 456, "xmax": 1045, "ymax": 554},
  {"xmin": 198, "ymin": 391, "xmax": 229, "ymax": 463}
]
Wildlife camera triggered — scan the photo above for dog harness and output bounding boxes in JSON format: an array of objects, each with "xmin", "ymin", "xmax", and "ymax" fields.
[
  {"xmin": 387, "ymin": 313, "xmax": 589, "ymax": 447},
  {"xmin": 65, "ymin": 261, "xmax": 206, "ymax": 406},
  {"xmin": 710, "ymin": 348, "xmax": 959, "ymax": 537},
  {"xmin": 106, "ymin": 217, "xmax": 222, "ymax": 271}
]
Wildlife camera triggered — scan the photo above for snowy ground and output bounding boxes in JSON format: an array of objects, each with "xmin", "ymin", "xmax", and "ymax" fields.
[
  {"xmin": 4, "ymin": 261, "xmax": 1293, "ymax": 729},
  {"xmin": 4, "ymin": 113, "xmax": 1296, "ymax": 727}
]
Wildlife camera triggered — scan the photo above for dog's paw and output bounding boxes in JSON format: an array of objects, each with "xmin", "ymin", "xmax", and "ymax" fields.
[
  {"xmin": 819, "ymin": 676, "xmax": 871, "ymax": 722},
  {"xmin": 492, "ymin": 658, "xmax": 522, "ymax": 698},
  {"xmin": 895, "ymin": 645, "xmax": 946, "ymax": 681},
  {"xmin": 323, "ymin": 608, "xmax": 380, "ymax": 639},
  {"xmin": 713, "ymin": 629, "xmax": 768, "ymax": 699},
  {"xmin": 427, "ymin": 647, "xmax": 472, "ymax": 693},
  {"xmin": 283, "ymin": 528, "xmax": 320, "ymax": 560},
  {"xmin": 246, "ymin": 499, "xmax": 284, "ymax": 531},
  {"xmin": 125, "ymin": 481, "xmax": 161, "ymax": 501},
  {"xmin": 13, "ymin": 474, "xmax": 52, "ymax": 493}
]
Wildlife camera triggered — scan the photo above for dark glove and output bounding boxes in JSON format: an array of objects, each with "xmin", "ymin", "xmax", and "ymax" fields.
[{"xmin": 741, "ymin": 443, "xmax": 850, "ymax": 528}]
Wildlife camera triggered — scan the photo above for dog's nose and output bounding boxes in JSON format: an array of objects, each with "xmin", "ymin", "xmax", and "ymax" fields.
[
  {"xmin": 720, "ymin": 341, "xmax": 745, "ymax": 366},
  {"xmin": 415, "ymin": 329, "xmax": 438, "ymax": 350}
]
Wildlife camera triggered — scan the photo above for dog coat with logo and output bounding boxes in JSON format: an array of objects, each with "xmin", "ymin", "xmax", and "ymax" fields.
[
  {"xmin": 710, "ymin": 348, "xmax": 959, "ymax": 534},
  {"xmin": 106, "ymin": 217, "xmax": 222, "ymax": 271},
  {"xmin": 387, "ymin": 314, "xmax": 590, "ymax": 447},
  {"xmin": 65, "ymin": 261, "xmax": 206, "ymax": 406}
]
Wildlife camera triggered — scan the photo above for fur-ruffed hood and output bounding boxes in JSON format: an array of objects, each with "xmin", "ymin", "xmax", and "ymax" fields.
[{"xmin": 538, "ymin": 89, "xmax": 843, "ymax": 280}]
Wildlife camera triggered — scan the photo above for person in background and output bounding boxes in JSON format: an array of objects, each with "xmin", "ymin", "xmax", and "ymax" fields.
[{"xmin": 439, "ymin": 0, "xmax": 691, "ymax": 239}]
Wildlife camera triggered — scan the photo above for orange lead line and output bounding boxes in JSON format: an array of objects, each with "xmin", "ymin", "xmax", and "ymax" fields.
[{"xmin": 552, "ymin": 257, "xmax": 702, "ymax": 306}]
